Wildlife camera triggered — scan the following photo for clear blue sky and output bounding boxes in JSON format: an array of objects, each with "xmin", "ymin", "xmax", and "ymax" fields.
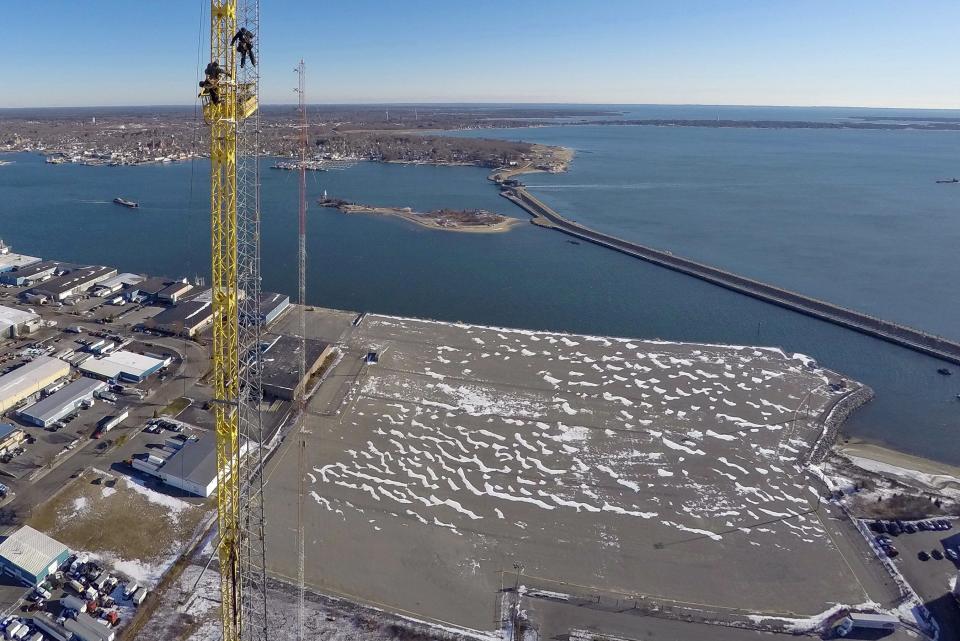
[{"xmin": 2, "ymin": 1, "xmax": 958, "ymax": 108}]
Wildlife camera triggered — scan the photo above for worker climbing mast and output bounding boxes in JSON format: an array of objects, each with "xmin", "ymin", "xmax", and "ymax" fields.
[{"xmin": 202, "ymin": 1, "xmax": 267, "ymax": 640}]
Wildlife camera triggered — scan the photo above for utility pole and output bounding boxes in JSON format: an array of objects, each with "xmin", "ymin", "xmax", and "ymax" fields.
[{"xmin": 512, "ymin": 562, "xmax": 525, "ymax": 641}]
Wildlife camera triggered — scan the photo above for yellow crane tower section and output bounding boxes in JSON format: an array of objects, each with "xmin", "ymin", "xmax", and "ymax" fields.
[{"xmin": 203, "ymin": 1, "xmax": 258, "ymax": 639}]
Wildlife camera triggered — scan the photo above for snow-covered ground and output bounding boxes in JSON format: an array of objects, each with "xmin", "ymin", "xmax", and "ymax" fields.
[{"xmin": 270, "ymin": 314, "xmax": 869, "ymax": 626}]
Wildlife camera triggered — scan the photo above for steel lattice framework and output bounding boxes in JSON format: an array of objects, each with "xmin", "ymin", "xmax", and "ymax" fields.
[
  {"xmin": 206, "ymin": 1, "xmax": 267, "ymax": 640},
  {"xmin": 295, "ymin": 59, "xmax": 308, "ymax": 641}
]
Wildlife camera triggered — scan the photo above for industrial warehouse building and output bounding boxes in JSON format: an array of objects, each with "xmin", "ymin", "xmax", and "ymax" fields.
[
  {"xmin": 245, "ymin": 292, "xmax": 290, "ymax": 326},
  {"xmin": 133, "ymin": 433, "xmax": 247, "ymax": 497},
  {"xmin": 25, "ymin": 265, "xmax": 117, "ymax": 302},
  {"xmin": 261, "ymin": 334, "xmax": 333, "ymax": 400},
  {"xmin": 18, "ymin": 377, "xmax": 106, "ymax": 427},
  {"xmin": 0, "ymin": 525, "xmax": 70, "ymax": 586},
  {"xmin": 91, "ymin": 272, "xmax": 144, "ymax": 297},
  {"xmin": 0, "ymin": 356, "xmax": 71, "ymax": 414},
  {"xmin": 0, "ymin": 304, "xmax": 41, "ymax": 339},
  {"xmin": 0, "ymin": 423, "xmax": 25, "ymax": 455},
  {"xmin": 147, "ymin": 300, "xmax": 213, "ymax": 337},
  {"xmin": 79, "ymin": 350, "xmax": 169, "ymax": 383},
  {"xmin": 128, "ymin": 277, "xmax": 193, "ymax": 304},
  {"xmin": 0, "ymin": 260, "xmax": 64, "ymax": 287},
  {"xmin": 0, "ymin": 252, "xmax": 41, "ymax": 275}
]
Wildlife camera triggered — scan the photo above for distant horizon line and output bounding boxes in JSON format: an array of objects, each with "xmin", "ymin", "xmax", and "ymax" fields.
[{"xmin": 1, "ymin": 101, "xmax": 958, "ymax": 112}]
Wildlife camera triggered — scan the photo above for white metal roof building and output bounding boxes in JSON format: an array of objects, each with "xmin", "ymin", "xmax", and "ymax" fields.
[
  {"xmin": 0, "ymin": 304, "xmax": 40, "ymax": 338},
  {"xmin": 0, "ymin": 253, "xmax": 41, "ymax": 274},
  {"xmin": 136, "ymin": 433, "xmax": 247, "ymax": 497},
  {"xmin": 92, "ymin": 272, "xmax": 144, "ymax": 296},
  {"xmin": 79, "ymin": 350, "xmax": 169, "ymax": 383},
  {"xmin": 17, "ymin": 377, "xmax": 107, "ymax": 427},
  {"xmin": 0, "ymin": 356, "xmax": 71, "ymax": 413},
  {"xmin": 0, "ymin": 525, "xmax": 70, "ymax": 586}
]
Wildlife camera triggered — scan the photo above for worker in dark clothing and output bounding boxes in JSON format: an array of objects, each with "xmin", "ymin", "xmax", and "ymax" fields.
[
  {"xmin": 231, "ymin": 27, "xmax": 256, "ymax": 68},
  {"xmin": 199, "ymin": 79, "xmax": 220, "ymax": 105},
  {"xmin": 199, "ymin": 61, "xmax": 231, "ymax": 106},
  {"xmin": 204, "ymin": 61, "xmax": 231, "ymax": 81}
]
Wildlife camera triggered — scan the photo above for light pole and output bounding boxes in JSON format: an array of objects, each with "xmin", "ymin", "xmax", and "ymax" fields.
[{"xmin": 512, "ymin": 562, "xmax": 525, "ymax": 641}]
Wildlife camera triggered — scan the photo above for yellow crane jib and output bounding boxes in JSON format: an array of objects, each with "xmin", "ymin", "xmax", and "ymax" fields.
[{"xmin": 204, "ymin": 1, "xmax": 259, "ymax": 640}]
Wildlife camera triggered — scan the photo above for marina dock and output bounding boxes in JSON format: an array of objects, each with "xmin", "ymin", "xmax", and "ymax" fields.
[{"xmin": 501, "ymin": 184, "xmax": 960, "ymax": 366}]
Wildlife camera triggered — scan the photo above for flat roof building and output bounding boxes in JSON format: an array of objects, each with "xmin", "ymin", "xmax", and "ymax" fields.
[
  {"xmin": 18, "ymin": 377, "xmax": 106, "ymax": 427},
  {"xmin": 130, "ymin": 276, "xmax": 170, "ymax": 299},
  {"xmin": 26, "ymin": 265, "xmax": 117, "ymax": 301},
  {"xmin": 135, "ymin": 433, "xmax": 246, "ymax": 497},
  {"xmin": 158, "ymin": 281, "xmax": 193, "ymax": 304},
  {"xmin": 0, "ymin": 304, "xmax": 40, "ymax": 338},
  {"xmin": 0, "ymin": 525, "xmax": 70, "ymax": 587},
  {"xmin": 147, "ymin": 300, "xmax": 213, "ymax": 337},
  {"xmin": 0, "ymin": 423, "xmax": 26, "ymax": 455},
  {"xmin": 246, "ymin": 292, "xmax": 290, "ymax": 327},
  {"xmin": 262, "ymin": 334, "xmax": 333, "ymax": 400},
  {"xmin": 92, "ymin": 272, "xmax": 144, "ymax": 296},
  {"xmin": 0, "ymin": 253, "xmax": 41, "ymax": 274},
  {"xmin": 79, "ymin": 350, "xmax": 169, "ymax": 383},
  {"xmin": 0, "ymin": 356, "xmax": 71, "ymax": 414},
  {"xmin": 0, "ymin": 260, "xmax": 64, "ymax": 287}
]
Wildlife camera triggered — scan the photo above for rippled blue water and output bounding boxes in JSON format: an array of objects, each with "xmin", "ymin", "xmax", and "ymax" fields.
[{"xmin": 2, "ymin": 107, "xmax": 959, "ymax": 463}]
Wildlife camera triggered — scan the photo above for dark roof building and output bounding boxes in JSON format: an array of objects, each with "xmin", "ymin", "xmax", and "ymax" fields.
[
  {"xmin": 0, "ymin": 260, "xmax": 66, "ymax": 287},
  {"xmin": 261, "ymin": 334, "xmax": 333, "ymax": 400},
  {"xmin": 25, "ymin": 265, "xmax": 117, "ymax": 301},
  {"xmin": 147, "ymin": 300, "xmax": 213, "ymax": 337}
]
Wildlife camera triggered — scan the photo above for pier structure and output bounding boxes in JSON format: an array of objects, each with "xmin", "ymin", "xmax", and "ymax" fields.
[{"xmin": 500, "ymin": 183, "xmax": 960, "ymax": 366}]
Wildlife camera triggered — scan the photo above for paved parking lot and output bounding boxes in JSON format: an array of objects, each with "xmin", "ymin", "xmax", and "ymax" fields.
[{"xmin": 880, "ymin": 523, "xmax": 960, "ymax": 640}]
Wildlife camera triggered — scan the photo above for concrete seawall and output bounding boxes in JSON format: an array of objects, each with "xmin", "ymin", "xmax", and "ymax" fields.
[{"xmin": 501, "ymin": 185, "xmax": 960, "ymax": 366}]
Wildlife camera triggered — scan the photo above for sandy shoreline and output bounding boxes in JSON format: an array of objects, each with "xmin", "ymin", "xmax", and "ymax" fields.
[
  {"xmin": 837, "ymin": 439, "xmax": 960, "ymax": 479},
  {"xmin": 329, "ymin": 203, "xmax": 522, "ymax": 234}
]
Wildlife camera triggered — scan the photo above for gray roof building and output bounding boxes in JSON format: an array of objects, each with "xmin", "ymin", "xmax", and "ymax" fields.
[
  {"xmin": 148, "ymin": 300, "xmax": 213, "ymax": 337},
  {"xmin": 136, "ymin": 433, "xmax": 247, "ymax": 497},
  {"xmin": 26, "ymin": 265, "xmax": 117, "ymax": 301},
  {"xmin": 262, "ymin": 334, "xmax": 333, "ymax": 400},
  {"xmin": 0, "ymin": 260, "xmax": 64, "ymax": 286},
  {"xmin": 17, "ymin": 377, "xmax": 107, "ymax": 427},
  {"xmin": 0, "ymin": 525, "xmax": 70, "ymax": 586}
]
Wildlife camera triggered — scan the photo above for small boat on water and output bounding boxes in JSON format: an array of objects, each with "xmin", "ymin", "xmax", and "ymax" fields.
[
  {"xmin": 937, "ymin": 367, "xmax": 952, "ymax": 376},
  {"xmin": 935, "ymin": 178, "xmax": 959, "ymax": 184},
  {"xmin": 113, "ymin": 197, "xmax": 139, "ymax": 208}
]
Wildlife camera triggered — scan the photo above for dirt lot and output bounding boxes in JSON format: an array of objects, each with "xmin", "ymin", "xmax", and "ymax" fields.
[
  {"xmin": 28, "ymin": 468, "xmax": 211, "ymax": 586},
  {"xmin": 263, "ymin": 314, "xmax": 876, "ymax": 632}
]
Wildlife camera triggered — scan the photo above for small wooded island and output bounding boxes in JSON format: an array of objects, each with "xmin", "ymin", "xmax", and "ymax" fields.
[{"xmin": 317, "ymin": 197, "xmax": 520, "ymax": 233}]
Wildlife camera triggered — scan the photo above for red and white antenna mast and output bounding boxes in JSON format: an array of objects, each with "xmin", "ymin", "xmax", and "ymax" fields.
[{"xmin": 294, "ymin": 58, "xmax": 308, "ymax": 641}]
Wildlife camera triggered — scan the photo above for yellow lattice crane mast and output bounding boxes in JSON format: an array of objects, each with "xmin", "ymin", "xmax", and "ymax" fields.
[{"xmin": 202, "ymin": 1, "xmax": 260, "ymax": 640}]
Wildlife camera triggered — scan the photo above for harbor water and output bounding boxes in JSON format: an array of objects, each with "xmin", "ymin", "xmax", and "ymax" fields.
[{"xmin": 1, "ymin": 110, "xmax": 959, "ymax": 463}]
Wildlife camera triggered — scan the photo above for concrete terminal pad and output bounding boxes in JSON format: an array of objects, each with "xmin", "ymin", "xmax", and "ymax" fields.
[{"xmin": 265, "ymin": 314, "xmax": 867, "ymax": 631}]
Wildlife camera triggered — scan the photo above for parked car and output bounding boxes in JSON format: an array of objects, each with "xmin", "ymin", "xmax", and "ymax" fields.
[
  {"xmin": 918, "ymin": 551, "xmax": 930, "ymax": 561},
  {"xmin": 946, "ymin": 549, "xmax": 958, "ymax": 562},
  {"xmin": 932, "ymin": 549, "xmax": 944, "ymax": 560},
  {"xmin": 903, "ymin": 522, "xmax": 917, "ymax": 534}
]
